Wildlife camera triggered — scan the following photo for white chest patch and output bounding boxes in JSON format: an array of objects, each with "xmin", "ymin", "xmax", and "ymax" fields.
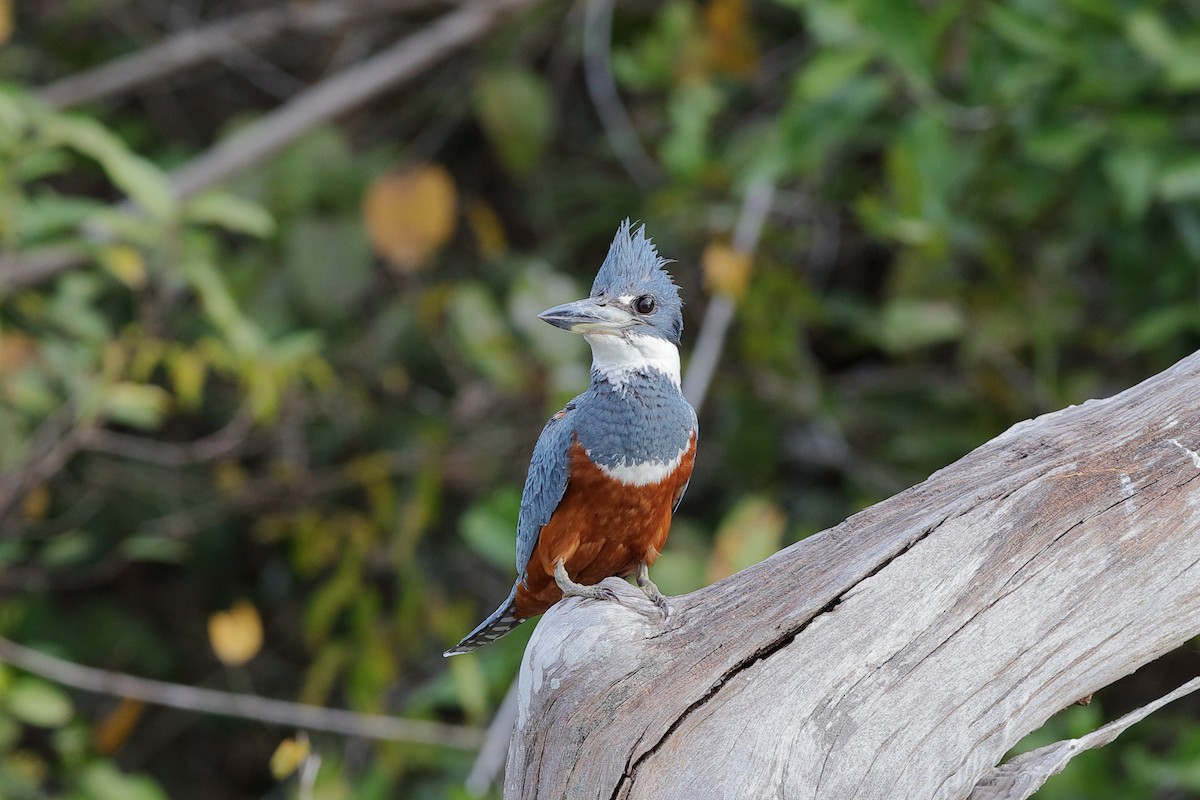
[
  {"xmin": 585, "ymin": 332, "xmax": 681, "ymax": 389},
  {"xmin": 595, "ymin": 445, "xmax": 688, "ymax": 487}
]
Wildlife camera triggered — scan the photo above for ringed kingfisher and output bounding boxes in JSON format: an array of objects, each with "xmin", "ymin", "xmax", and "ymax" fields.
[{"xmin": 444, "ymin": 220, "xmax": 697, "ymax": 656}]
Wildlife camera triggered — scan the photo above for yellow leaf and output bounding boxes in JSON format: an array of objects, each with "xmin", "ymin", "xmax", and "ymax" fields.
[
  {"xmin": 707, "ymin": 497, "xmax": 786, "ymax": 582},
  {"xmin": 208, "ymin": 600, "xmax": 263, "ymax": 666},
  {"xmin": 269, "ymin": 734, "xmax": 311, "ymax": 780},
  {"xmin": 702, "ymin": 241, "xmax": 753, "ymax": 299},
  {"xmin": 98, "ymin": 245, "xmax": 147, "ymax": 289},
  {"xmin": 0, "ymin": 333, "xmax": 38, "ymax": 373},
  {"xmin": 21, "ymin": 484, "xmax": 50, "ymax": 521},
  {"xmin": 93, "ymin": 698, "xmax": 144, "ymax": 755},
  {"xmin": 101, "ymin": 382, "xmax": 171, "ymax": 430},
  {"xmin": 704, "ymin": 0, "xmax": 759, "ymax": 77},
  {"xmin": 213, "ymin": 461, "xmax": 247, "ymax": 496},
  {"xmin": 0, "ymin": 0, "xmax": 12, "ymax": 46},
  {"xmin": 168, "ymin": 349, "xmax": 206, "ymax": 410},
  {"xmin": 362, "ymin": 163, "xmax": 457, "ymax": 271},
  {"xmin": 465, "ymin": 198, "xmax": 507, "ymax": 261}
]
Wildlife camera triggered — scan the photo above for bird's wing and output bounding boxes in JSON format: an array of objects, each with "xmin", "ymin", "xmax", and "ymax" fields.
[
  {"xmin": 515, "ymin": 401, "xmax": 577, "ymax": 581},
  {"xmin": 671, "ymin": 405, "xmax": 699, "ymax": 514}
]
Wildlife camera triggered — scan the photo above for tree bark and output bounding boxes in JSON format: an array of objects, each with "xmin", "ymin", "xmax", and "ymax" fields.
[{"xmin": 506, "ymin": 350, "xmax": 1200, "ymax": 799}]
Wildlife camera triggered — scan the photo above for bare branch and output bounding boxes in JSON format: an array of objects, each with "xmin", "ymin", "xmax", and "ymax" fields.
[
  {"xmin": 465, "ymin": 678, "xmax": 521, "ymax": 795},
  {"xmin": 0, "ymin": 245, "xmax": 87, "ymax": 291},
  {"xmin": 0, "ymin": 638, "xmax": 485, "ymax": 750},
  {"xmin": 36, "ymin": 0, "xmax": 459, "ymax": 109},
  {"xmin": 82, "ymin": 408, "xmax": 255, "ymax": 466},
  {"xmin": 682, "ymin": 177, "xmax": 775, "ymax": 412},
  {"xmin": 582, "ymin": 0, "xmax": 662, "ymax": 188},
  {"xmin": 0, "ymin": 407, "xmax": 90, "ymax": 529},
  {"xmin": 970, "ymin": 676, "xmax": 1200, "ymax": 800}
]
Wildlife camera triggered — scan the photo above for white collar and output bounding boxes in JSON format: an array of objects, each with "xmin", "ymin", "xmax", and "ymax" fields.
[{"xmin": 584, "ymin": 333, "xmax": 681, "ymax": 389}]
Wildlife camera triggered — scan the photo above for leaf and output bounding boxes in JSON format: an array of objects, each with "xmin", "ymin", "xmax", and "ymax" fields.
[
  {"xmin": 185, "ymin": 191, "xmax": 276, "ymax": 238},
  {"xmin": 119, "ymin": 534, "xmax": 188, "ymax": 563},
  {"xmin": 6, "ymin": 677, "xmax": 74, "ymax": 727},
  {"xmin": 167, "ymin": 349, "xmax": 207, "ymax": 411},
  {"xmin": 1127, "ymin": 10, "xmax": 1200, "ymax": 89},
  {"xmin": 0, "ymin": 333, "xmax": 38, "ymax": 373},
  {"xmin": 21, "ymin": 483, "xmax": 50, "ymax": 521},
  {"xmin": 473, "ymin": 67, "xmax": 553, "ymax": 174},
  {"xmin": 270, "ymin": 734, "xmax": 311, "ymax": 780},
  {"xmin": 704, "ymin": 0, "xmax": 759, "ymax": 77},
  {"xmin": 14, "ymin": 193, "xmax": 101, "ymax": 244},
  {"xmin": 1158, "ymin": 159, "xmax": 1200, "ymax": 201},
  {"xmin": 702, "ymin": 241, "xmax": 753, "ymax": 299},
  {"xmin": 40, "ymin": 531, "xmax": 94, "ymax": 568},
  {"xmin": 93, "ymin": 698, "xmax": 144, "ymax": 755},
  {"xmin": 76, "ymin": 761, "xmax": 168, "ymax": 800},
  {"xmin": 447, "ymin": 283, "xmax": 526, "ymax": 392},
  {"xmin": 0, "ymin": 0, "xmax": 12, "ymax": 46},
  {"xmin": 285, "ymin": 216, "xmax": 373, "ymax": 317},
  {"xmin": 41, "ymin": 114, "xmax": 175, "ymax": 222},
  {"xmin": 1126, "ymin": 10, "xmax": 1176, "ymax": 65},
  {"xmin": 706, "ymin": 497, "xmax": 786, "ymax": 582},
  {"xmin": 1103, "ymin": 148, "xmax": 1156, "ymax": 219},
  {"xmin": 97, "ymin": 245, "xmax": 147, "ymax": 289},
  {"xmin": 207, "ymin": 600, "xmax": 264, "ymax": 666},
  {"xmin": 362, "ymin": 163, "xmax": 457, "ymax": 271},
  {"xmin": 795, "ymin": 48, "xmax": 873, "ymax": 101},
  {"xmin": 460, "ymin": 488, "xmax": 522, "ymax": 571},
  {"xmin": 100, "ymin": 382, "xmax": 171, "ymax": 430},
  {"xmin": 447, "ymin": 652, "xmax": 489, "ymax": 721},
  {"xmin": 878, "ymin": 299, "xmax": 966, "ymax": 352},
  {"xmin": 662, "ymin": 79, "xmax": 723, "ymax": 180},
  {"xmin": 1022, "ymin": 124, "xmax": 1102, "ymax": 168},
  {"xmin": 465, "ymin": 198, "xmax": 507, "ymax": 261}
]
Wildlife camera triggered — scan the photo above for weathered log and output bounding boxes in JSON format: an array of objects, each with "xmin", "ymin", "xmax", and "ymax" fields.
[{"xmin": 506, "ymin": 350, "xmax": 1200, "ymax": 799}]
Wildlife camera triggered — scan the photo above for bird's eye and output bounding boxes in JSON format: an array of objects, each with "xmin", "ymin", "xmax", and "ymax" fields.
[{"xmin": 635, "ymin": 295, "xmax": 655, "ymax": 314}]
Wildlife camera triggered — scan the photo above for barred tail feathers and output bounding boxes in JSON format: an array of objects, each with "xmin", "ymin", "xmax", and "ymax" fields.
[{"xmin": 443, "ymin": 585, "xmax": 524, "ymax": 657}]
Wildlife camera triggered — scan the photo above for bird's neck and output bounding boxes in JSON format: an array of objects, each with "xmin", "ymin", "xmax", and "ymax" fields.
[{"xmin": 584, "ymin": 333, "xmax": 681, "ymax": 390}]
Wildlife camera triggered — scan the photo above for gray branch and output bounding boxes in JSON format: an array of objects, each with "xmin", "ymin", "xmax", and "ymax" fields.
[
  {"xmin": 507, "ymin": 349, "xmax": 1200, "ymax": 798},
  {"xmin": 0, "ymin": 638, "xmax": 484, "ymax": 750},
  {"xmin": 37, "ymin": 0, "xmax": 457, "ymax": 109}
]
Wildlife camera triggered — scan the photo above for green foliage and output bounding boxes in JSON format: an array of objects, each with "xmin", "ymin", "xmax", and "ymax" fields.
[{"xmin": 2, "ymin": 0, "xmax": 1199, "ymax": 797}]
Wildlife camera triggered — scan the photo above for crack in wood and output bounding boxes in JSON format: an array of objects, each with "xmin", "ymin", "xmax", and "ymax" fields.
[{"xmin": 614, "ymin": 515, "xmax": 953, "ymax": 798}]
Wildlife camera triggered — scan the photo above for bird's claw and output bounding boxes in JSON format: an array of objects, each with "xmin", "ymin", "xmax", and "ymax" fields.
[
  {"xmin": 635, "ymin": 562, "xmax": 671, "ymax": 618},
  {"xmin": 554, "ymin": 560, "xmax": 620, "ymax": 604}
]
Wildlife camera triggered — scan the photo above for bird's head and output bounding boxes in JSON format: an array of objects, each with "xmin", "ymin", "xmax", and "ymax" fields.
[
  {"xmin": 538, "ymin": 220, "xmax": 683, "ymax": 346},
  {"xmin": 538, "ymin": 220, "xmax": 683, "ymax": 387}
]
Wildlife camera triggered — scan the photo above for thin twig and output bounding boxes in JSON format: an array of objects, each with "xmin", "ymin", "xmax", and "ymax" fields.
[
  {"xmin": 582, "ymin": 0, "xmax": 662, "ymax": 188},
  {"xmin": 299, "ymin": 751, "xmax": 322, "ymax": 800},
  {"xmin": 0, "ymin": 245, "xmax": 87, "ymax": 291},
  {"xmin": 83, "ymin": 408, "xmax": 255, "ymax": 466},
  {"xmin": 0, "ymin": 407, "xmax": 90, "ymax": 528},
  {"xmin": 682, "ymin": 178, "xmax": 775, "ymax": 413},
  {"xmin": 0, "ymin": 638, "xmax": 485, "ymax": 750},
  {"xmin": 465, "ymin": 677, "xmax": 521, "ymax": 795},
  {"xmin": 36, "ymin": 0, "xmax": 458, "ymax": 109}
]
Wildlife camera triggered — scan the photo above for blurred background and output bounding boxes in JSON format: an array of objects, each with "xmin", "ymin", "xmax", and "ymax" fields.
[{"xmin": 2, "ymin": 0, "xmax": 1200, "ymax": 797}]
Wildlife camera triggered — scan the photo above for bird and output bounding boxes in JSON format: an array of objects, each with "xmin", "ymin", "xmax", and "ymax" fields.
[{"xmin": 444, "ymin": 220, "xmax": 697, "ymax": 657}]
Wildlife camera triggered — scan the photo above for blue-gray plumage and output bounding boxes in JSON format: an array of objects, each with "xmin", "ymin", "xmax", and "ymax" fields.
[{"xmin": 445, "ymin": 221, "xmax": 697, "ymax": 657}]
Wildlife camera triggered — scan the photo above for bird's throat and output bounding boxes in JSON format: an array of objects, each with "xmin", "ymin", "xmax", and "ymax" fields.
[{"xmin": 585, "ymin": 333, "xmax": 681, "ymax": 388}]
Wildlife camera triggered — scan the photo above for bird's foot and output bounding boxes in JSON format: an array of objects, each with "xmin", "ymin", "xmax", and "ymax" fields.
[
  {"xmin": 636, "ymin": 562, "xmax": 670, "ymax": 617},
  {"xmin": 554, "ymin": 560, "xmax": 618, "ymax": 603}
]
